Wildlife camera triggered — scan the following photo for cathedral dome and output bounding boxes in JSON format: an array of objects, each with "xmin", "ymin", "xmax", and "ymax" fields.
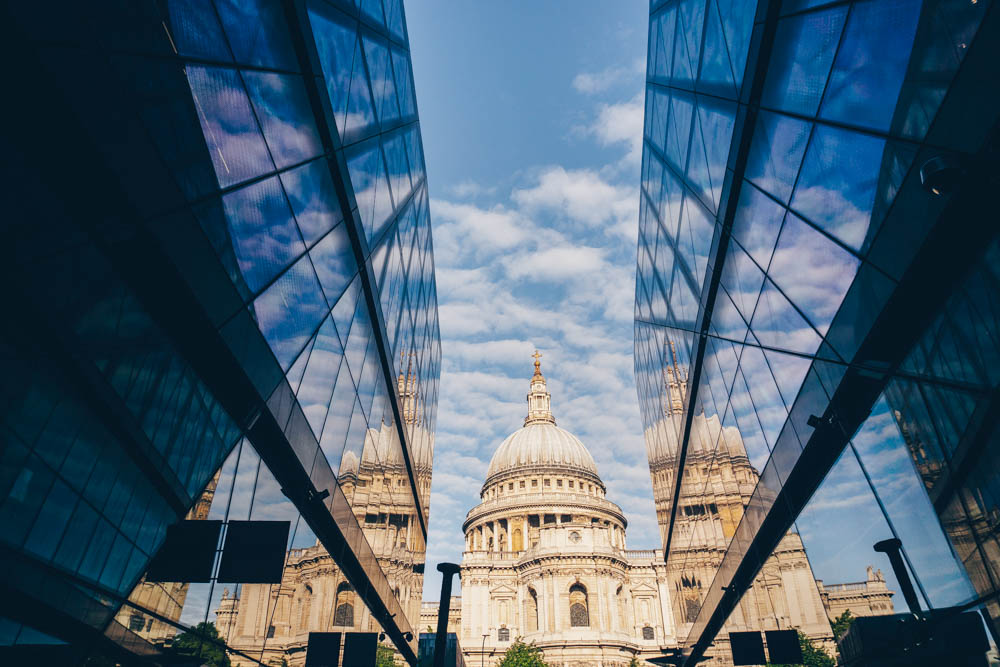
[
  {"xmin": 481, "ymin": 353, "xmax": 603, "ymax": 492},
  {"xmin": 486, "ymin": 422, "xmax": 599, "ymax": 480}
]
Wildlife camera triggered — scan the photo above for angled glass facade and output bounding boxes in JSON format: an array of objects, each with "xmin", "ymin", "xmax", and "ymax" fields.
[
  {"xmin": 635, "ymin": 0, "xmax": 1000, "ymax": 663},
  {"xmin": 1, "ymin": 0, "xmax": 438, "ymax": 665}
]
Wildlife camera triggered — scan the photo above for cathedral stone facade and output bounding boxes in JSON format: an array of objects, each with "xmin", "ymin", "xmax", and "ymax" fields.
[
  {"xmin": 458, "ymin": 357, "xmax": 675, "ymax": 667},
  {"xmin": 454, "ymin": 356, "xmax": 891, "ymax": 667}
]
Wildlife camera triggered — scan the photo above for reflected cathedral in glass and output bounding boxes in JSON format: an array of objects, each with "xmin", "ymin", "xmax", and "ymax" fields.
[
  {"xmin": 634, "ymin": 0, "xmax": 1000, "ymax": 664},
  {"xmin": 0, "ymin": 0, "xmax": 439, "ymax": 665}
]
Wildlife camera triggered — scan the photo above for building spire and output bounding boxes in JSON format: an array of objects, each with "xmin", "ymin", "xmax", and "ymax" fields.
[{"xmin": 524, "ymin": 351, "xmax": 556, "ymax": 426}]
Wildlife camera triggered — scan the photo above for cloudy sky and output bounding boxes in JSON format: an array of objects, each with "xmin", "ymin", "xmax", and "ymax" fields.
[{"xmin": 405, "ymin": 1, "xmax": 657, "ymax": 599}]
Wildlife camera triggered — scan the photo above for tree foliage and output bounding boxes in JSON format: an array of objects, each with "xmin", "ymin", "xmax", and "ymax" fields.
[
  {"xmin": 377, "ymin": 643, "xmax": 400, "ymax": 667},
  {"xmin": 769, "ymin": 631, "xmax": 835, "ymax": 667},
  {"xmin": 497, "ymin": 638, "xmax": 549, "ymax": 667},
  {"xmin": 831, "ymin": 610, "xmax": 855, "ymax": 640},
  {"xmin": 171, "ymin": 621, "xmax": 231, "ymax": 667}
]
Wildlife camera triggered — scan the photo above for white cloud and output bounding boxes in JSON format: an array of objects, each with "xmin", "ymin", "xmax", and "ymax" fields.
[
  {"xmin": 512, "ymin": 166, "xmax": 638, "ymax": 237},
  {"xmin": 572, "ymin": 60, "xmax": 644, "ymax": 94},
  {"xmin": 590, "ymin": 93, "xmax": 645, "ymax": 169}
]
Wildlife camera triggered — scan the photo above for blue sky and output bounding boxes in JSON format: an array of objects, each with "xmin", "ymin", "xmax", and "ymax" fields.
[{"xmin": 405, "ymin": 1, "xmax": 656, "ymax": 600}]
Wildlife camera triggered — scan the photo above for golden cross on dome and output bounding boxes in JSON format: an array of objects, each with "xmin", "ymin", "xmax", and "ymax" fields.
[{"xmin": 532, "ymin": 350, "xmax": 542, "ymax": 366}]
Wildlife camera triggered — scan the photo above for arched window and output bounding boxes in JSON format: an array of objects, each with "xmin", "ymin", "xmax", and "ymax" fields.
[
  {"xmin": 498, "ymin": 627, "xmax": 510, "ymax": 642},
  {"xmin": 527, "ymin": 588, "xmax": 539, "ymax": 632},
  {"xmin": 642, "ymin": 625, "xmax": 655, "ymax": 640},
  {"xmin": 569, "ymin": 584, "xmax": 589, "ymax": 627},
  {"xmin": 334, "ymin": 581, "xmax": 355, "ymax": 627}
]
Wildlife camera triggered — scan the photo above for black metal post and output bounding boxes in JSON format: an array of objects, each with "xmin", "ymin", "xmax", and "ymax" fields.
[
  {"xmin": 433, "ymin": 562, "xmax": 461, "ymax": 667},
  {"xmin": 874, "ymin": 538, "xmax": 922, "ymax": 614}
]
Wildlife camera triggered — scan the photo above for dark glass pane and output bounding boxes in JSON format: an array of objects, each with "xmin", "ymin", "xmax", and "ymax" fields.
[
  {"xmin": 762, "ymin": 6, "xmax": 848, "ymax": 116},
  {"xmin": 281, "ymin": 159, "xmax": 344, "ymax": 246},
  {"xmin": 215, "ymin": 0, "xmax": 297, "ymax": 69},
  {"xmin": 744, "ymin": 111, "xmax": 811, "ymax": 205},
  {"xmin": 819, "ymin": 0, "xmax": 922, "ymax": 132},
  {"xmin": 186, "ymin": 66, "xmax": 273, "ymax": 188},
  {"xmin": 244, "ymin": 72, "xmax": 323, "ymax": 169},
  {"xmin": 221, "ymin": 177, "xmax": 306, "ymax": 294},
  {"xmin": 791, "ymin": 124, "xmax": 886, "ymax": 252},
  {"xmin": 252, "ymin": 256, "xmax": 329, "ymax": 370}
]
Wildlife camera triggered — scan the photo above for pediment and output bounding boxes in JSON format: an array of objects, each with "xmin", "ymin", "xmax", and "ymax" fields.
[
  {"xmin": 490, "ymin": 583, "xmax": 517, "ymax": 596},
  {"xmin": 631, "ymin": 581, "xmax": 658, "ymax": 593}
]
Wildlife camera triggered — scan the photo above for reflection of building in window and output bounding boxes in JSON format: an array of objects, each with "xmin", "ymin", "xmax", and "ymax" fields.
[
  {"xmin": 569, "ymin": 584, "xmax": 589, "ymax": 627},
  {"xmin": 129, "ymin": 613, "xmax": 145, "ymax": 632},
  {"xmin": 266, "ymin": 625, "xmax": 275, "ymax": 639},
  {"xmin": 497, "ymin": 627, "xmax": 509, "ymax": 642},
  {"xmin": 642, "ymin": 625, "xmax": 655, "ymax": 640},
  {"xmin": 334, "ymin": 581, "xmax": 355, "ymax": 627}
]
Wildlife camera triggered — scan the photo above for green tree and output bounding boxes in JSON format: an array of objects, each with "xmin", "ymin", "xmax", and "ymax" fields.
[
  {"xmin": 171, "ymin": 621, "xmax": 231, "ymax": 667},
  {"xmin": 769, "ymin": 631, "xmax": 835, "ymax": 667},
  {"xmin": 377, "ymin": 643, "xmax": 400, "ymax": 667},
  {"xmin": 497, "ymin": 638, "xmax": 549, "ymax": 667},
  {"xmin": 831, "ymin": 610, "xmax": 855, "ymax": 640},
  {"xmin": 628, "ymin": 657, "xmax": 645, "ymax": 667}
]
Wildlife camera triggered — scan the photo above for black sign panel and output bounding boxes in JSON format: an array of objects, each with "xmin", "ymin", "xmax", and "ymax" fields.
[
  {"xmin": 343, "ymin": 632, "xmax": 378, "ymax": 666},
  {"xmin": 766, "ymin": 629, "xmax": 802, "ymax": 664},
  {"xmin": 305, "ymin": 632, "xmax": 341, "ymax": 667},
  {"xmin": 145, "ymin": 520, "xmax": 221, "ymax": 582},
  {"xmin": 730, "ymin": 631, "xmax": 766, "ymax": 665},
  {"xmin": 217, "ymin": 520, "xmax": 289, "ymax": 583}
]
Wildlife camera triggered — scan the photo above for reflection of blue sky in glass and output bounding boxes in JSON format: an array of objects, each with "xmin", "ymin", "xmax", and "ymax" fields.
[{"xmin": 852, "ymin": 398, "xmax": 976, "ymax": 608}]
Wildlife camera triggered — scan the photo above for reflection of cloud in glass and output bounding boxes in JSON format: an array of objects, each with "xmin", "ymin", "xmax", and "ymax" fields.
[
  {"xmin": 253, "ymin": 256, "xmax": 329, "ymax": 370},
  {"xmin": 222, "ymin": 176, "xmax": 305, "ymax": 294},
  {"xmin": 244, "ymin": 71, "xmax": 323, "ymax": 169},
  {"xmin": 187, "ymin": 66, "xmax": 273, "ymax": 188}
]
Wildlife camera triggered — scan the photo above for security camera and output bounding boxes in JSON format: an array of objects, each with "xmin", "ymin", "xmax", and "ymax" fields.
[{"xmin": 920, "ymin": 155, "xmax": 964, "ymax": 196}]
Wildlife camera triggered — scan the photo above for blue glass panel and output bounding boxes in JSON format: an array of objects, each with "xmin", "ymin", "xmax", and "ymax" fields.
[
  {"xmin": 165, "ymin": 0, "xmax": 232, "ymax": 61},
  {"xmin": 343, "ymin": 36, "xmax": 377, "ymax": 143},
  {"xmin": 243, "ymin": 72, "xmax": 323, "ymax": 169},
  {"xmin": 297, "ymin": 316, "xmax": 344, "ymax": 437},
  {"xmin": 391, "ymin": 48, "xmax": 416, "ymax": 119},
  {"xmin": 666, "ymin": 90, "xmax": 695, "ymax": 172},
  {"xmin": 384, "ymin": 0, "xmax": 405, "ymax": 42},
  {"xmin": 673, "ymin": 0, "xmax": 706, "ymax": 84},
  {"xmin": 363, "ymin": 34, "xmax": 400, "ymax": 128},
  {"xmin": 652, "ymin": 5, "xmax": 677, "ymax": 81},
  {"xmin": 310, "ymin": 223, "xmax": 358, "ymax": 305},
  {"xmin": 853, "ymin": 398, "xmax": 977, "ymax": 608},
  {"xmin": 762, "ymin": 6, "xmax": 849, "ymax": 116},
  {"xmin": 360, "ymin": 0, "xmax": 385, "ymax": 27},
  {"xmin": 346, "ymin": 139, "xmax": 394, "ymax": 245},
  {"xmin": 186, "ymin": 66, "xmax": 272, "ymax": 188},
  {"xmin": 731, "ymin": 182, "xmax": 785, "ymax": 270},
  {"xmin": 332, "ymin": 274, "xmax": 362, "ymax": 349},
  {"xmin": 403, "ymin": 125, "xmax": 424, "ymax": 184},
  {"xmin": 648, "ymin": 87, "xmax": 670, "ymax": 153},
  {"xmin": 280, "ymin": 159, "xmax": 343, "ymax": 246},
  {"xmin": 697, "ymin": 97, "xmax": 736, "ymax": 211},
  {"xmin": 744, "ymin": 111, "xmax": 811, "ymax": 205},
  {"xmin": 215, "ymin": 0, "xmax": 297, "ymax": 69},
  {"xmin": 820, "ymin": 0, "xmax": 922, "ymax": 131},
  {"xmin": 23, "ymin": 479, "xmax": 75, "ymax": 560},
  {"xmin": 750, "ymin": 279, "xmax": 822, "ymax": 355},
  {"xmin": 791, "ymin": 124, "xmax": 885, "ymax": 252},
  {"xmin": 222, "ymin": 176, "xmax": 306, "ymax": 294},
  {"xmin": 699, "ymin": 0, "xmax": 737, "ymax": 96},
  {"xmin": 768, "ymin": 212, "xmax": 859, "ymax": 336},
  {"xmin": 721, "ymin": 243, "xmax": 765, "ymax": 322},
  {"xmin": 717, "ymin": 0, "xmax": 755, "ymax": 93},
  {"xmin": 252, "ymin": 256, "xmax": 329, "ymax": 369},
  {"xmin": 383, "ymin": 131, "xmax": 411, "ymax": 204},
  {"xmin": 677, "ymin": 195, "xmax": 715, "ymax": 292},
  {"xmin": 308, "ymin": 5, "xmax": 358, "ymax": 141},
  {"xmin": 686, "ymin": 110, "xmax": 714, "ymax": 211},
  {"xmin": 739, "ymin": 344, "xmax": 789, "ymax": 448}
]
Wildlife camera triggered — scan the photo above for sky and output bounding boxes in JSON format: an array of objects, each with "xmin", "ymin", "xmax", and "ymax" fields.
[{"xmin": 405, "ymin": 1, "xmax": 656, "ymax": 601}]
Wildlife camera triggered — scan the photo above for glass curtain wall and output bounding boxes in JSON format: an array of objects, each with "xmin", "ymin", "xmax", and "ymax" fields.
[
  {"xmin": 0, "ymin": 0, "xmax": 439, "ymax": 665},
  {"xmin": 634, "ymin": 0, "xmax": 998, "ymax": 663}
]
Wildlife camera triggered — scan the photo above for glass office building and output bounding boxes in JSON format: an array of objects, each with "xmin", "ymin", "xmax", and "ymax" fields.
[
  {"xmin": 634, "ymin": 0, "xmax": 1000, "ymax": 663},
  {"xmin": 0, "ymin": 0, "xmax": 439, "ymax": 665}
]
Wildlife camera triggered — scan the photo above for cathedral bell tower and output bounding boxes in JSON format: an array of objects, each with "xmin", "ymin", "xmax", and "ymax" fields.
[{"xmin": 524, "ymin": 351, "xmax": 556, "ymax": 426}]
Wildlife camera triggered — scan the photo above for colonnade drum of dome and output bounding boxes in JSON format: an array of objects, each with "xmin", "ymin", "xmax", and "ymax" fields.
[
  {"xmin": 0, "ymin": 1, "xmax": 440, "ymax": 665},
  {"xmin": 633, "ymin": 0, "xmax": 1000, "ymax": 664}
]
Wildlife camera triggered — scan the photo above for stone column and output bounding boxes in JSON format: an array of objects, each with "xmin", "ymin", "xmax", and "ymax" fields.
[
  {"xmin": 549, "ymin": 572, "xmax": 561, "ymax": 632},
  {"xmin": 608, "ymin": 578, "xmax": 620, "ymax": 632},
  {"xmin": 594, "ymin": 573, "xmax": 607, "ymax": 630}
]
